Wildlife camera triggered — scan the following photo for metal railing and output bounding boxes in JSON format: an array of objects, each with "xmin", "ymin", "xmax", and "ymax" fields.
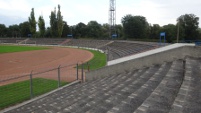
[{"xmin": 0, "ymin": 63, "xmax": 86, "ymax": 109}]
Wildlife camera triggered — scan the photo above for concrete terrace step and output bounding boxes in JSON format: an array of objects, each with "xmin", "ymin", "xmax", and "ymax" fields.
[
  {"xmin": 63, "ymin": 68, "xmax": 148, "ymax": 113},
  {"xmin": 5, "ymin": 57, "xmax": 201, "ymax": 113},
  {"xmin": 85, "ymin": 65, "xmax": 161, "ymax": 113},
  {"xmin": 73, "ymin": 68, "xmax": 149, "ymax": 113},
  {"xmin": 108, "ymin": 43, "xmax": 194, "ymax": 66},
  {"xmin": 134, "ymin": 59, "xmax": 184, "ymax": 113},
  {"xmin": 108, "ymin": 62, "xmax": 172, "ymax": 113},
  {"xmin": 169, "ymin": 57, "xmax": 201, "ymax": 113}
]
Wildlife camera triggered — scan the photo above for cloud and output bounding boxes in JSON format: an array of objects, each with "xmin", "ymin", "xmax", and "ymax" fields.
[
  {"xmin": 117, "ymin": 0, "xmax": 201, "ymax": 26},
  {"xmin": 0, "ymin": 0, "xmax": 201, "ymax": 28},
  {"xmin": 0, "ymin": 0, "xmax": 30, "ymax": 17},
  {"xmin": 0, "ymin": 15, "xmax": 27, "ymax": 26}
]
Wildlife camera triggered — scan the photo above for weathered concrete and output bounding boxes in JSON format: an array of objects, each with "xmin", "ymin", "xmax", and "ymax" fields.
[
  {"xmin": 86, "ymin": 43, "xmax": 201, "ymax": 81},
  {"xmin": 107, "ymin": 43, "xmax": 194, "ymax": 65}
]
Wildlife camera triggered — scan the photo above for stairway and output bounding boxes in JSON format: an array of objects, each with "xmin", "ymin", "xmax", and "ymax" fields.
[{"xmin": 5, "ymin": 57, "xmax": 201, "ymax": 113}]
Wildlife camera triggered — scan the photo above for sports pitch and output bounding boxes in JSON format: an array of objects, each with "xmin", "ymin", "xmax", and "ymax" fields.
[{"xmin": 0, "ymin": 45, "xmax": 48, "ymax": 54}]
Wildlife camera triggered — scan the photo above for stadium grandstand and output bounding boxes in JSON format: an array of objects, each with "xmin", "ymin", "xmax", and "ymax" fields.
[
  {"xmin": 0, "ymin": 38, "xmax": 159, "ymax": 61},
  {"xmin": 1, "ymin": 38, "xmax": 201, "ymax": 113}
]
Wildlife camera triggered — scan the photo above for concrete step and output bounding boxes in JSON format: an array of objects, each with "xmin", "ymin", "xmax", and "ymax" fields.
[
  {"xmin": 73, "ymin": 68, "xmax": 148, "ymax": 113},
  {"xmin": 108, "ymin": 62, "xmax": 172, "ymax": 113},
  {"xmin": 170, "ymin": 57, "xmax": 201, "ymax": 113},
  {"xmin": 62, "ymin": 69, "xmax": 144, "ymax": 113},
  {"xmin": 86, "ymin": 65, "xmax": 161, "ymax": 113},
  {"xmin": 134, "ymin": 60, "xmax": 184, "ymax": 113}
]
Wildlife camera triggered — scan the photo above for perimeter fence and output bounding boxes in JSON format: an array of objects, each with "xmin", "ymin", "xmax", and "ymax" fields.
[{"xmin": 0, "ymin": 62, "xmax": 88, "ymax": 110}]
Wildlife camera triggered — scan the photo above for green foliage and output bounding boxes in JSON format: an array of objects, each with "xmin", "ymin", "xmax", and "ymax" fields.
[
  {"xmin": 0, "ymin": 45, "xmax": 48, "ymax": 54},
  {"xmin": 57, "ymin": 5, "xmax": 64, "ymax": 38},
  {"xmin": 87, "ymin": 21, "xmax": 102, "ymax": 38},
  {"xmin": 116, "ymin": 24, "xmax": 124, "ymax": 38},
  {"xmin": 50, "ymin": 8, "xmax": 58, "ymax": 37},
  {"xmin": 0, "ymin": 78, "xmax": 67, "ymax": 109},
  {"xmin": 44, "ymin": 27, "xmax": 51, "ymax": 38},
  {"xmin": 28, "ymin": 8, "xmax": 37, "ymax": 37},
  {"xmin": 150, "ymin": 24, "xmax": 161, "ymax": 39},
  {"xmin": 49, "ymin": 4, "xmax": 64, "ymax": 38},
  {"xmin": 161, "ymin": 24, "xmax": 177, "ymax": 43},
  {"xmin": 177, "ymin": 14, "xmax": 199, "ymax": 40},
  {"xmin": 101, "ymin": 23, "xmax": 110, "ymax": 38},
  {"xmin": 0, "ymin": 24, "xmax": 7, "ymax": 37},
  {"xmin": 62, "ymin": 21, "xmax": 70, "ymax": 37},
  {"xmin": 198, "ymin": 28, "xmax": 201, "ymax": 39},
  {"xmin": 1, "ymin": 9, "xmax": 200, "ymax": 41},
  {"xmin": 121, "ymin": 14, "xmax": 149, "ymax": 39},
  {"xmin": 74, "ymin": 22, "xmax": 88, "ymax": 38},
  {"xmin": 38, "ymin": 16, "xmax": 46, "ymax": 37},
  {"xmin": 19, "ymin": 21, "xmax": 31, "ymax": 37},
  {"xmin": 8, "ymin": 24, "xmax": 20, "ymax": 37}
]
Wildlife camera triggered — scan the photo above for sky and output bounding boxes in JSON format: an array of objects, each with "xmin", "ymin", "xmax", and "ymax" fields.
[{"xmin": 0, "ymin": 0, "xmax": 201, "ymax": 27}]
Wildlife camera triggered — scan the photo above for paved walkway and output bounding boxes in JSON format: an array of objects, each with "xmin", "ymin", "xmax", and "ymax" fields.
[{"xmin": 108, "ymin": 43, "xmax": 195, "ymax": 66}]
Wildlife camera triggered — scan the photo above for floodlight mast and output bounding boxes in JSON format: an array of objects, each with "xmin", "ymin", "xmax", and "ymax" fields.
[{"xmin": 109, "ymin": 0, "xmax": 116, "ymax": 39}]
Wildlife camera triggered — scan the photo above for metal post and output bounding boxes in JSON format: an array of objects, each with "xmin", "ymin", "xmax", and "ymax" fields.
[
  {"xmin": 87, "ymin": 62, "xmax": 90, "ymax": 72},
  {"xmin": 58, "ymin": 65, "xmax": 61, "ymax": 88},
  {"xmin": 76, "ymin": 63, "xmax": 79, "ymax": 80},
  {"xmin": 107, "ymin": 47, "xmax": 109, "ymax": 64},
  {"xmin": 30, "ymin": 71, "xmax": 33, "ymax": 98},
  {"xmin": 177, "ymin": 22, "xmax": 180, "ymax": 43},
  {"xmin": 81, "ymin": 63, "xmax": 84, "ymax": 82}
]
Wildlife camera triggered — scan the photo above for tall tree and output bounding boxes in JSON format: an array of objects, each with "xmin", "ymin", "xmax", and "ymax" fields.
[
  {"xmin": 177, "ymin": 14, "xmax": 199, "ymax": 40},
  {"xmin": 87, "ymin": 21, "xmax": 102, "ymax": 38},
  {"xmin": 150, "ymin": 24, "xmax": 161, "ymax": 39},
  {"xmin": 8, "ymin": 25, "xmax": 20, "ymax": 38},
  {"xmin": 38, "ymin": 16, "xmax": 46, "ymax": 37},
  {"xmin": 198, "ymin": 28, "xmax": 201, "ymax": 39},
  {"xmin": 75, "ymin": 22, "xmax": 87, "ymax": 38},
  {"xmin": 50, "ymin": 7, "xmax": 58, "ymax": 37},
  {"xmin": 101, "ymin": 23, "xmax": 110, "ymax": 39},
  {"xmin": 116, "ymin": 24, "xmax": 123, "ymax": 38},
  {"xmin": 62, "ymin": 21, "xmax": 70, "ymax": 37},
  {"xmin": 44, "ymin": 27, "xmax": 51, "ymax": 38},
  {"xmin": 161, "ymin": 24, "xmax": 177, "ymax": 43},
  {"xmin": 121, "ymin": 14, "xmax": 149, "ymax": 39},
  {"xmin": 28, "ymin": 8, "xmax": 36, "ymax": 37},
  {"xmin": 57, "ymin": 4, "xmax": 64, "ymax": 38},
  {"xmin": 0, "ymin": 24, "xmax": 7, "ymax": 37},
  {"xmin": 19, "ymin": 21, "xmax": 31, "ymax": 37}
]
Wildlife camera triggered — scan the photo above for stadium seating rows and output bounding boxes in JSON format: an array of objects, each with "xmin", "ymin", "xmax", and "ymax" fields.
[
  {"xmin": 0, "ymin": 38, "xmax": 26, "ymax": 43},
  {"xmin": 5, "ymin": 57, "xmax": 201, "ymax": 113},
  {"xmin": 100, "ymin": 41, "xmax": 158, "ymax": 61},
  {"xmin": 0, "ymin": 38, "xmax": 158, "ymax": 61},
  {"xmin": 62, "ymin": 39, "xmax": 111, "ymax": 49},
  {"xmin": 21, "ymin": 38, "xmax": 67, "ymax": 45}
]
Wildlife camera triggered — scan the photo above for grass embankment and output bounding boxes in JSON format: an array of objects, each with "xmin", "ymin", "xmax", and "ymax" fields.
[
  {"xmin": 0, "ymin": 78, "xmax": 67, "ymax": 110},
  {"xmin": 0, "ymin": 45, "xmax": 48, "ymax": 54},
  {"xmin": 81, "ymin": 49, "xmax": 107, "ymax": 71}
]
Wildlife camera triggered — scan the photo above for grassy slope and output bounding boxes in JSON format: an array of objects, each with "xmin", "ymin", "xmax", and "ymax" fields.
[
  {"xmin": 0, "ymin": 45, "xmax": 48, "ymax": 54},
  {"xmin": 0, "ymin": 78, "xmax": 67, "ymax": 109},
  {"xmin": 82, "ymin": 49, "xmax": 107, "ymax": 70}
]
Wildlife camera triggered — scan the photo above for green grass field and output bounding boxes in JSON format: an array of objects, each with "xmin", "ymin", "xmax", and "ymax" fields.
[
  {"xmin": 0, "ymin": 45, "xmax": 106, "ymax": 109},
  {"xmin": 0, "ymin": 78, "xmax": 67, "ymax": 109},
  {"xmin": 81, "ymin": 49, "xmax": 107, "ymax": 70},
  {"xmin": 0, "ymin": 45, "xmax": 48, "ymax": 54}
]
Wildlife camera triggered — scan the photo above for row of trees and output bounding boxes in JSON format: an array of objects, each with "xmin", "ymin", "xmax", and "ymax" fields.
[
  {"xmin": 0, "ymin": 4, "xmax": 200, "ymax": 42},
  {"xmin": 121, "ymin": 14, "xmax": 201, "ymax": 42},
  {"xmin": 29, "ymin": 5, "xmax": 64, "ymax": 38},
  {"xmin": 0, "ymin": 5, "xmax": 66, "ymax": 38}
]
